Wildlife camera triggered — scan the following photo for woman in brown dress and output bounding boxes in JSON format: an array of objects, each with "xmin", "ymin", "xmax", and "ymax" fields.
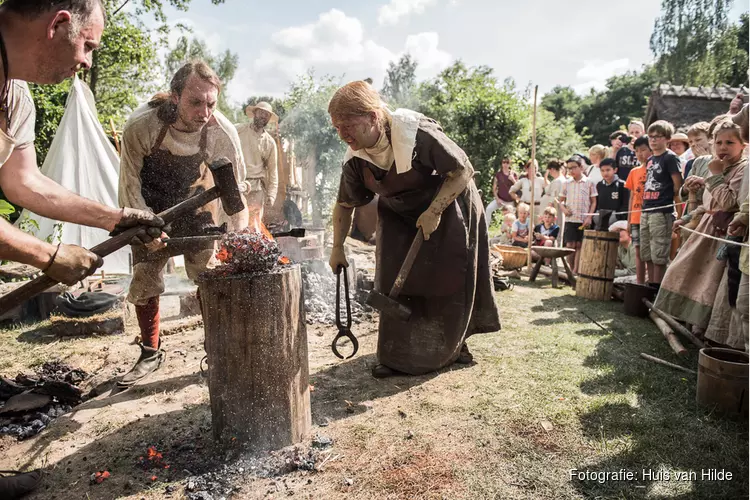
[{"xmin": 328, "ymin": 81, "xmax": 501, "ymax": 378}]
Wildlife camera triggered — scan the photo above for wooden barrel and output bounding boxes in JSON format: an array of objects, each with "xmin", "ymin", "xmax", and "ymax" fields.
[
  {"xmin": 697, "ymin": 348, "xmax": 749, "ymax": 417},
  {"xmin": 197, "ymin": 265, "xmax": 311, "ymax": 448},
  {"xmin": 575, "ymin": 230, "xmax": 619, "ymax": 301}
]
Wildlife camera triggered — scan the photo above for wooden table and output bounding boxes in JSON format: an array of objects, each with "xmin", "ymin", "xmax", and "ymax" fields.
[{"xmin": 529, "ymin": 246, "xmax": 576, "ymax": 288}]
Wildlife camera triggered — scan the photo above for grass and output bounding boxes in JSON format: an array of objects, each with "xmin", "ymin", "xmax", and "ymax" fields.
[{"xmin": 0, "ymin": 280, "xmax": 746, "ymax": 499}]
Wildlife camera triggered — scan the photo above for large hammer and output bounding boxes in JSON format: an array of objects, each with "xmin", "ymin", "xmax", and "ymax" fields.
[
  {"xmin": 366, "ymin": 228, "xmax": 424, "ymax": 321},
  {"xmin": 0, "ymin": 158, "xmax": 244, "ymax": 315}
]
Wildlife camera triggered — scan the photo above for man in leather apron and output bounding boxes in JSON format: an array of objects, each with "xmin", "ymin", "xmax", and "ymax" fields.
[{"xmin": 118, "ymin": 61, "xmax": 247, "ymax": 387}]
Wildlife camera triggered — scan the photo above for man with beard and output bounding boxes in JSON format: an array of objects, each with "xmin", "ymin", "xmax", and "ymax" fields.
[
  {"xmin": 118, "ymin": 60, "xmax": 246, "ymax": 388},
  {"xmin": 236, "ymin": 101, "xmax": 279, "ymax": 220}
]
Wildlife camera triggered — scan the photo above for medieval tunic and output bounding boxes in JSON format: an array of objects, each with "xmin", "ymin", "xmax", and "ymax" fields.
[
  {"xmin": 654, "ymin": 157, "xmax": 747, "ymax": 329},
  {"xmin": 337, "ymin": 117, "xmax": 501, "ymax": 375},
  {"xmin": 235, "ymin": 123, "xmax": 278, "ymax": 207},
  {"xmin": 0, "ymin": 80, "xmax": 35, "ymax": 168},
  {"xmin": 119, "ymin": 104, "xmax": 246, "ymax": 305}
]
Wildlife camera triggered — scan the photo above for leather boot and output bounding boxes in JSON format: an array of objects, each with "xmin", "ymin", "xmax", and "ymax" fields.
[
  {"xmin": 0, "ymin": 470, "xmax": 43, "ymax": 499},
  {"xmin": 118, "ymin": 343, "xmax": 165, "ymax": 388}
]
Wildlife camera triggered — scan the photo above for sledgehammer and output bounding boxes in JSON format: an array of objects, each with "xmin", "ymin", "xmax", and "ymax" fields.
[
  {"xmin": 0, "ymin": 158, "xmax": 245, "ymax": 315},
  {"xmin": 366, "ymin": 229, "xmax": 425, "ymax": 321}
]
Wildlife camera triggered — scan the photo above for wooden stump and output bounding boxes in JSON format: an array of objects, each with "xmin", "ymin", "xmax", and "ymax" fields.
[
  {"xmin": 576, "ymin": 230, "xmax": 618, "ymax": 300},
  {"xmin": 197, "ymin": 265, "xmax": 311, "ymax": 449}
]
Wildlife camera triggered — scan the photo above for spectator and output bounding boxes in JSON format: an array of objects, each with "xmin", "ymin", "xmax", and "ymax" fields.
[
  {"xmin": 540, "ymin": 159, "xmax": 565, "ymax": 212},
  {"xmin": 511, "ymin": 203, "xmax": 531, "ymax": 248},
  {"xmin": 614, "ymin": 132, "xmax": 637, "ymax": 181},
  {"xmin": 532, "ymin": 207, "xmax": 560, "ymax": 262},
  {"xmin": 497, "ymin": 208, "xmax": 516, "ymax": 245},
  {"xmin": 727, "ymin": 197, "xmax": 749, "ymax": 350},
  {"xmin": 609, "ymin": 220, "xmax": 636, "ymax": 277},
  {"xmin": 656, "ymin": 119, "xmax": 746, "ymax": 338},
  {"xmin": 559, "ymin": 155, "xmax": 597, "ymax": 273},
  {"xmin": 641, "ymin": 120, "xmax": 683, "ymax": 286},
  {"xmin": 596, "ymin": 158, "xmax": 629, "ymax": 227},
  {"xmin": 669, "ymin": 132, "xmax": 690, "ymax": 159},
  {"xmin": 628, "ymin": 120, "xmax": 645, "ymax": 140},
  {"xmin": 625, "ymin": 136, "xmax": 651, "ymax": 284},
  {"xmin": 510, "ymin": 159, "xmax": 545, "ymax": 211},
  {"xmin": 485, "ymin": 156, "xmax": 518, "ymax": 224},
  {"xmin": 609, "ymin": 130, "xmax": 626, "ymax": 159},
  {"xmin": 587, "ymin": 145, "xmax": 606, "ymax": 184},
  {"xmin": 683, "ymin": 122, "xmax": 711, "ymax": 179}
]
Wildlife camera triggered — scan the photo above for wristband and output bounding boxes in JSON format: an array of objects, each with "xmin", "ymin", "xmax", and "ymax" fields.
[{"xmin": 42, "ymin": 243, "xmax": 62, "ymax": 272}]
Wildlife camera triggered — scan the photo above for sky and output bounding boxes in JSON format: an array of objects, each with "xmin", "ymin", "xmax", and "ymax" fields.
[{"xmin": 136, "ymin": 0, "xmax": 748, "ymax": 106}]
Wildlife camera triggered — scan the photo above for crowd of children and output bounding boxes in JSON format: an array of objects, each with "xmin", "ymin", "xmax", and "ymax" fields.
[{"xmin": 489, "ymin": 96, "xmax": 749, "ymax": 351}]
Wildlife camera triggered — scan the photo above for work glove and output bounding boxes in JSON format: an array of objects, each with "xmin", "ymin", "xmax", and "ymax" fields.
[
  {"xmin": 329, "ymin": 246, "xmax": 348, "ymax": 274},
  {"xmin": 416, "ymin": 210, "xmax": 441, "ymax": 241},
  {"xmin": 110, "ymin": 208, "xmax": 165, "ymax": 245},
  {"xmin": 43, "ymin": 243, "xmax": 104, "ymax": 285}
]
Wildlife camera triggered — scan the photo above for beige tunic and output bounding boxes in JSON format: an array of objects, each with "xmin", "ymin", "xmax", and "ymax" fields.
[
  {"xmin": 235, "ymin": 123, "xmax": 278, "ymax": 205},
  {"xmin": 0, "ymin": 80, "xmax": 36, "ymax": 167},
  {"xmin": 119, "ymin": 104, "xmax": 246, "ymax": 212}
]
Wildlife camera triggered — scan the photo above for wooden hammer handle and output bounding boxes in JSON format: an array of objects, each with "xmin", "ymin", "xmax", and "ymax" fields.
[
  {"xmin": 0, "ymin": 187, "xmax": 220, "ymax": 315},
  {"xmin": 388, "ymin": 229, "xmax": 424, "ymax": 299}
]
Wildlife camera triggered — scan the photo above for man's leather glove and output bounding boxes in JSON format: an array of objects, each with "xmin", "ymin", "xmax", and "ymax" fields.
[
  {"xmin": 110, "ymin": 208, "xmax": 165, "ymax": 245},
  {"xmin": 43, "ymin": 243, "xmax": 103, "ymax": 285}
]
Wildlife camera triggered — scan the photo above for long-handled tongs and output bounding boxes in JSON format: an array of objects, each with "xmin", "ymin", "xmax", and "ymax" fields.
[{"xmin": 332, "ymin": 265, "xmax": 358, "ymax": 359}]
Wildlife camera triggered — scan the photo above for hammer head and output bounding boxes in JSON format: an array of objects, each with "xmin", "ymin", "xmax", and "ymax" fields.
[
  {"xmin": 209, "ymin": 157, "xmax": 245, "ymax": 216},
  {"xmin": 366, "ymin": 290, "xmax": 412, "ymax": 321}
]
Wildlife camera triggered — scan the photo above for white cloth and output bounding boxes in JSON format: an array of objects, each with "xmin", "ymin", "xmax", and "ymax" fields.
[
  {"xmin": 0, "ymin": 80, "xmax": 36, "ymax": 167},
  {"xmin": 585, "ymin": 165, "xmax": 603, "ymax": 184},
  {"xmin": 15, "ymin": 78, "xmax": 129, "ymax": 273},
  {"xmin": 235, "ymin": 123, "xmax": 278, "ymax": 204},
  {"xmin": 510, "ymin": 176, "xmax": 545, "ymax": 205},
  {"xmin": 345, "ymin": 108, "xmax": 424, "ymax": 174}
]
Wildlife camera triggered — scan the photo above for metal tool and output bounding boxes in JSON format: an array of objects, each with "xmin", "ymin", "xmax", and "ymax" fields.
[
  {"xmin": 366, "ymin": 228, "xmax": 424, "ymax": 321},
  {"xmin": 0, "ymin": 158, "xmax": 245, "ymax": 315},
  {"xmin": 332, "ymin": 265, "xmax": 358, "ymax": 359},
  {"xmin": 162, "ymin": 228, "xmax": 305, "ymax": 245}
]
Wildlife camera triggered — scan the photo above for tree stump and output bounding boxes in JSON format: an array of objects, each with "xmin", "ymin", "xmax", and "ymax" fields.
[{"xmin": 197, "ymin": 265, "xmax": 311, "ymax": 449}]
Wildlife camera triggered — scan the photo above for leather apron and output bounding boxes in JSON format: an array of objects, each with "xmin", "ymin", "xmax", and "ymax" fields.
[{"xmin": 133, "ymin": 123, "xmax": 216, "ymax": 263}]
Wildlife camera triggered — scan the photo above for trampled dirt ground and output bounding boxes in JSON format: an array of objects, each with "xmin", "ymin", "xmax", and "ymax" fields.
[{"xmin": 0, "ymin": 281, "xmax": 747, "ymax": 499}]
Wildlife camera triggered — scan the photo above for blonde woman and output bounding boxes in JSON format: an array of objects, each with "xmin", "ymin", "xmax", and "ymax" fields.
[
  {"xmin": 587, "ymin": 144, "xmax": 608, "ymax": 184},
  {"xmin": 327, "ymin": 81, "xmax": 501, "ymax": 378}
]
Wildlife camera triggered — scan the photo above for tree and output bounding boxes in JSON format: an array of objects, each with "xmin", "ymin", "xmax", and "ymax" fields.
[
  {"xmin": 541, "ymin": 85, "xmax": 582, "ymax": 123},
  {"xmin": 576, "ymin": 67, "xmax": 659, "ymax": 146},
  {"xmin": 381, "ymin": 54, "xmax": 418, "ymax": 109},
  {"xmin": 166, "ymin": 36, "xmax": 240, "ymax": 120},
  {"xmin": 521, "ymin": 109, "xmax": 588, "ymax": 166},
  {"xmin": 280, "ymin": 74, "xmax": 347, "ymax": 224},
  {"xmin": 650, "ymin": 0, "xmax": 748, "ymax": 86},
  {"xmin": 417, "ymin": 62, "xmax": 529, "ymax": 199}
]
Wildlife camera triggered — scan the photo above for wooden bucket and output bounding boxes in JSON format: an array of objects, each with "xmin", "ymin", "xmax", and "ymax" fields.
[
  {"xmin": 575, "ymin": 230, "xmax": 619, "ymax": 301},
  {"xmin": 697, "ymin": 348, "xmax": 749, "ymax": 417}
]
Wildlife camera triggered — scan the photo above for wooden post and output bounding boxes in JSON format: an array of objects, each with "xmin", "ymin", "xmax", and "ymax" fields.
[
  {"xmin": 109, "ymin": 118, "xmax": 121, "ymax": 156},
  {"xmin": 197, "ymin": 265, "xmax": 311, "ymax": 449},
  {"xmin": 527, "ymin": 85, "xmax": 539, "ymax": 270},
  {"xmin": 643, "ymin": 299, "xmax": 706, "ymax": 348},
  {"xmin": 648, "ymin": 311, "xmax": 688, "ymax": 356}
]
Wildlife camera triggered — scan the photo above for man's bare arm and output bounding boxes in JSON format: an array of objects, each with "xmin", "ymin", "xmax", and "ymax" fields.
[
  {"xmin": 0, "ymin": 217, "xmax": 56, "ymax": 268},
  {"xmin": 0, "ymin": 147, "xmax": 122, "ymax": 231}
]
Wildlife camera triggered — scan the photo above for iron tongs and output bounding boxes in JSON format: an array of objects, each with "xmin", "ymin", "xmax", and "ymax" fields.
[{"xmin": 332, "ymin": 265, "xmax": 359, "ymax": 359}]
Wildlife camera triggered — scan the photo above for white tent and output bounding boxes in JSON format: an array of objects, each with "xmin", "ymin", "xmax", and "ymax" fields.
[{"xmin": 16, "ymin": 77, "xmax": 131, "ymax": 274}]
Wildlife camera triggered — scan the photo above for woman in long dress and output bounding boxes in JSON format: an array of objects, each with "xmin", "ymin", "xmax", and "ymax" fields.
[
  {"xmin": 655, "ymin": 119, "xmax": 747, "ymax": 332},
  {"xmin": 327, "ymin": 81, "xmax": 501, "ymax": 378}
]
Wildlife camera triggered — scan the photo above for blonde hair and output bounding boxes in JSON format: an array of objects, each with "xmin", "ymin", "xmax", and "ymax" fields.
[
  {"xmin": 588, "ymin": 144, "xmax": 608, "ymax": 162},
  {"xmin": 543, "ymin": 207, "xmax": 557, "ymax": 217},
  {"xmin": 628, "ymin": 120, "xmax": 645, "ymax": 132},
  {"xmin": 713, "ymin": 119, "xmax": 745, "ymax": 143},
  {"xmin": 328, "ymin": 81, "xmax": 387, "ymax": 121},
  {"xmin": 687, "ymin": 121, "xmax": 710, "ymax": 137},
  {"xmin": 517, "ymin": 203, "xmax": 530, "ymax": 213}
]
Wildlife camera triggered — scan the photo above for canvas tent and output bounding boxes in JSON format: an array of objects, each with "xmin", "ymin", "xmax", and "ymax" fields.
[{"xmin": 16, "ymin": 77, "xmax": 131, "ymax": 274}]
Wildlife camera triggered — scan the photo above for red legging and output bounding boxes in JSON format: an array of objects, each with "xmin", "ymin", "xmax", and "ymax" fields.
[{"xmin": 135, "ymin": 297, "xmax": 160, "ymax": 348}]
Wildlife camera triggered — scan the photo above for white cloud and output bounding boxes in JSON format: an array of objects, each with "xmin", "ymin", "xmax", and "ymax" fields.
[
  {"xmin": 572, "ymin": 58, "xmax": 631, "ymax": 93},
  {"xmin": 378, "ymin": 0, "xmax": 437, "ymax": 26},
  {"xmin": 241, "ymin": 9, "xmax": 453, "ymax": 99}
]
